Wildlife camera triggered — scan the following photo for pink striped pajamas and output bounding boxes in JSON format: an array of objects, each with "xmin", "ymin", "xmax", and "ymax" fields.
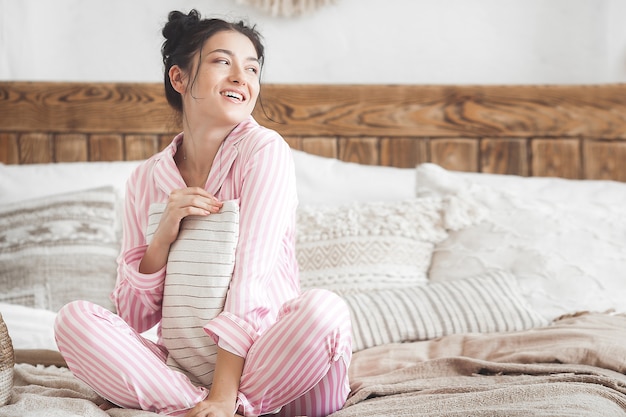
[{"xmin": 54, "ymin": 117, "xmax": 352, "ymax": 416}]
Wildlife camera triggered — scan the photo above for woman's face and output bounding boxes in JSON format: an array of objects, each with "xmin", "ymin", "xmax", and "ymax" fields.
[{"xmin": 182, "ymin": 30, "xmax": 261, "ymax": 128}]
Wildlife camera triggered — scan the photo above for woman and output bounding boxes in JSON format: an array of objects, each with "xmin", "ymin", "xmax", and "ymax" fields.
[{"xmin": 54, "ymin": 9, "xmax": 352, "ymax": 417}]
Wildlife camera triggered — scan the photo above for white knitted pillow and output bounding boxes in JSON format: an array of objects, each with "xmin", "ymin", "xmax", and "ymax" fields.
[
  {"xmin": 296, "ymin": 196, "xmax": 485, "ymax": 294},
  {"xmin": 146, "ymin": 201, "xmax": 239, "ymax": 387},
  {"xmin": 344, "ymin": 270, "xmax": 548, "ymax": 352}
]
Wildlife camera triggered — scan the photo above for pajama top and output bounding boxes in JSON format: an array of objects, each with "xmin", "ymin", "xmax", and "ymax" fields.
[{"xmin": 111, "ymin": 116, "xmax": 300, "ymax": 359}]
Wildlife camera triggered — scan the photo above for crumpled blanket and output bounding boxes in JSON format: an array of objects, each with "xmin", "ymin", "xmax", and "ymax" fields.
[
  {"xmin": 0, "ymin": 364, "xmax": 158, "ymax": 417},
  {"xmin": 330, "ymin": 312, "xmax": 626, "ymax": 416}
]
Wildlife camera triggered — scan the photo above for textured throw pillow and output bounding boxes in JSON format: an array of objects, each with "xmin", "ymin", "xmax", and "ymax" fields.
[
  {"xmin": 146, "ymin": 201, "xmax": 239, "ymax": 387},
  {"xmin": 296, "ymin": 196, "xmax": 485, "ymax": 294},
  {"xmin": 345, "ymin": 270, "xmax": 548, "ymax": 352},
  {"xmin": 0, "ymin": 187, "xmax": 118, "ymax": 312},
  {"xmin": 416, "ymin": 162, "xmax": 626, "ymax": 320}
]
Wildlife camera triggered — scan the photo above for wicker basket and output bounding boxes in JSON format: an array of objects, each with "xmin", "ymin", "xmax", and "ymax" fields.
[{"xmin": 0, "ymin": 312, "xmax": 14, "ymax": 406}]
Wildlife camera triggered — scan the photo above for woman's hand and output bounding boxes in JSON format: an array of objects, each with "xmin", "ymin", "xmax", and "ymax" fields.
[
  {"xmin": 153, "ymin": 187, "xmax": 223, "ymax": 246},
  {"xmin": 184, "ymin": 398, "xmax": 241, "ymax": 417},
  {"xmin": 184, "ymin": 347, "xmax": 245, "ymax": 417},
  {"xmin": 139, "ymin": 187, "xmax": 223, "ymax": 274}
]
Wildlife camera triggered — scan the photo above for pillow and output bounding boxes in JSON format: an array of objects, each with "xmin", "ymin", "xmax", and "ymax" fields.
[
  {"xmin": 0, "ymin": 187, "xmax": 119, "ymax": 312},
  {"xmin": 0, "ymin": 303, "xmax": 57, "ymax": 351},
  {"xmin": 0, "ymin": 161, "xmax": 141, "ymax": 204},
  {"xmin": 416, "ymin": 163, "xmax": 626, "ymax": 320},
  {"xmin": 345, "ymin": 270, "xmax": 548, "ymax": 352},
  {"xmin": 0, "ymin": 302, "xmax": 157, "ymax": 351},
  {"xmin": 296, "ymin": 196, "xmax": 485, "ymax": 294},
  {"xmin": 146, "ymin": 200, "xmax": 239, "ymax": 387},
  {"xmin": 291, "ymin": 149, "xmax": 416, "ymax": 205}
]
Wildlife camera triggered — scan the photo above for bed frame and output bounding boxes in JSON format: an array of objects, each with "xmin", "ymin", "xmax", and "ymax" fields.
[{"xmin": 1, "ymin": 82, "xmax": 625, "ymax": 181}]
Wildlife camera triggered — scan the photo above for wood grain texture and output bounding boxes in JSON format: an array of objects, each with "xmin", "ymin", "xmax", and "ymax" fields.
[
  {"xmin": 583, "ymin": 140, "xmax": 626, "ymax": 181},
  {"xmin": 19, "ymin": 133, "xmax": 53, "ymax": 164},
  {"xmin": 0, "ymin": 133, "xmax": 19, "ymax": 164},
  {"xmin": 125, "ymin": 134, "xmax": 160, "ymax": 161},
  {"xmin": 89, "ymin": 134, "xmax": 124, "ymax": 162},
  {"xmin": 531, "ymin": 138, "xmax": 581, "ymax": 179},
  {"xmin": 255, "ymin": 84, "xmax": 626, "ymax": 139},
  {"xmin": 285, "ymin": 136, "xmax": 339, "ymax": 159},
  {"xmin": 1, "ymin": 81, "xmax": 625, "ymax": 181},
  {"xmin": 380, "ymin": 138, "xmax": 429, "ymax": 168},
  {"xmin": 430, "ymin": 138, "xmax": 479, "ymax": 173},
  {"xmin": 480, "ymin": 138, "xmax": 528, "ymax": 176},
  {"xmin": 54, "ymin": 134, "xmax": 88, "ymax": 162},
  {"xmin": 0, "ymin": 82, "xmax": 178, "ymax": 134}
]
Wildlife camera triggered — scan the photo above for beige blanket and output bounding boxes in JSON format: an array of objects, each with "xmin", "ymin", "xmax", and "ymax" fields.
[
  {"xmin": 1, "ymin": 365, "xmax": 159, "ymax": 417},
  {"xmin": 2, "ymin": 313, "xmax": 625, "ymax": 416},
  {"xmin": 331, "ymin": 312, "xmax": 626, "ymax": 416}
]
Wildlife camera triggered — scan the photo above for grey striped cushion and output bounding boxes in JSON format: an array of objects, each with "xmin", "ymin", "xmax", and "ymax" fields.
[
  {"xmin": 146, "ymin": 201, "xmax": 239, "ymax": 387},
  {"xmin": 344, "ymin": 270, "xmax": 548, "ymax": 352}
]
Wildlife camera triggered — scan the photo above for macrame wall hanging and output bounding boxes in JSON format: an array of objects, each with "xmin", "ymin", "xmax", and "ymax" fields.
[{"xmin": 236, "ymin": 0, "xmax": 337, "ymax": 17}]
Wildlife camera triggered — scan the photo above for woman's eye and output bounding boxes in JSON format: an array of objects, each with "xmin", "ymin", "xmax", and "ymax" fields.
[{"xmin": 247, "ymin": 67, "xmax": 259, "ymax": 74}]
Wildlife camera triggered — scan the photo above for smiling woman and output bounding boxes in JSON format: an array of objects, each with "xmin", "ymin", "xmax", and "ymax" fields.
[
  {"xmin": 168, "ymin": 28, "xmax": 262, "ymax": 188},
  {"xmin": 52, "ymin": 9, "xmax": 353, "ymax": 417}
]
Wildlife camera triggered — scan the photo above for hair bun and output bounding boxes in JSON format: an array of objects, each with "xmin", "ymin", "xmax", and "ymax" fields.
[{"xmin": 162, "ymin": 9, "xmax": 201, "ymax": 61}]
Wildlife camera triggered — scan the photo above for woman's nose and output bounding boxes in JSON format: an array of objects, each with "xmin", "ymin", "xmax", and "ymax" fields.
[{"xmin": 229, "ymin": 66, "xmax": 246, "ymax": 85}]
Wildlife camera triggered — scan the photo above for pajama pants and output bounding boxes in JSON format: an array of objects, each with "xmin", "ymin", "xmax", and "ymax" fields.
[{"xmin": 54, "ymin": 289, "xmax": 352, "ymax": 417}]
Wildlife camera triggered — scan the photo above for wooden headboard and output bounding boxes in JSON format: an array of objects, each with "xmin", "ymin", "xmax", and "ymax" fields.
[{"xmin": 1, "ymin": 82, "xmax": 625, "ymax": 181}]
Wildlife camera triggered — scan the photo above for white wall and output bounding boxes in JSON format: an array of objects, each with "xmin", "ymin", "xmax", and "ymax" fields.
[
  {"xmin": 0, "ymin": 0, "xmax": 624, "ymax": 84},
  {"xmin": 608, "ymin": 0, "xmax": 626, "ymax": 81}
]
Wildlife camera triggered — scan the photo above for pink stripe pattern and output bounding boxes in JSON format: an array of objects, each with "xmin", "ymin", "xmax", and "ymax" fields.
[{"xmin": 54, "ymin": 117, "xmax": 352, "ymax": 416}]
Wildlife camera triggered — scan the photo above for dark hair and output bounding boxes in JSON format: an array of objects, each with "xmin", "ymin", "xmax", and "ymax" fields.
[{"xmin": 161, "ymin": 9, "xmax": 265, "ymax": 114}]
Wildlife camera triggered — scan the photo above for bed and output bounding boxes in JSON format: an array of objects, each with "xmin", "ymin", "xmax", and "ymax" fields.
[{"xmin": 1, "ymin": 81, "xmax": 626, "ymax": 416}]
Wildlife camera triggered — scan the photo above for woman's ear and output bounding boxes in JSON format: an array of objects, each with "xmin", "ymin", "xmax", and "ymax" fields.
[{"xmin": 169, "ymin": 65, "xmax": 186, "ymax": 94}]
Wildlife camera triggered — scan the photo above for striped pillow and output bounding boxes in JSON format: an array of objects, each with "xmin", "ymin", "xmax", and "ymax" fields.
[
  {"xmin": 344, "ymin": 270, "xmax": 548, "ymax": 352},
  {"xmin": 146, "ymin": 200, "xmax": 239, "ymax": 387}
]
